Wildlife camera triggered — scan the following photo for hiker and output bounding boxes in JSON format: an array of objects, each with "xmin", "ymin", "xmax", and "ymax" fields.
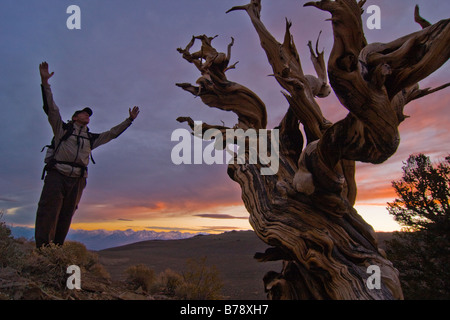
[{"xmin": 35, "ymin": 61, "xmax": 140, "ymax": 248}]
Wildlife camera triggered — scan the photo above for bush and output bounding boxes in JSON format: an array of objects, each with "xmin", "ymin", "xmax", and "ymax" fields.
[
  {"xmin": 175, "ymin": 257, "xmax": 223, "ymax": 300},
  {"xmin": 125, "ymin": 264, "xmax": 155, "ymax": 292},
  {"xmin": 0, "ymin": 215, "xmax": 111, "ymax": 298},
  {"xmin": 156, "ymin": 268, "xmax": 183, "ymax": 296},
  {"xmin": 24, "ymin": 241, "xmax": 109, "ymax": 289},
  {"xmin": 0, "ymin": 212, "xmax": 16, "ymax": 267},
  {"xmin": 0, "ymin": 211, "xmax": 30, "ymax": 269},
  {"xmin": 126, "ymin": 257, "xmax": 224, "ymax": 299}
]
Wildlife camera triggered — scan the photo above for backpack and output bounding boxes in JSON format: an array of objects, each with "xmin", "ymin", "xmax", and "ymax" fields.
[{"xmin": 41, "ymin": 122, "xmax": 97, "ymax": 179}]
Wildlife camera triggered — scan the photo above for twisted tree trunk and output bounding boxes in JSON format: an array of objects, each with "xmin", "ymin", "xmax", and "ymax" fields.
[{"xmin": 176, "ymin": 0, "xmax": 449, "ymax": 299}]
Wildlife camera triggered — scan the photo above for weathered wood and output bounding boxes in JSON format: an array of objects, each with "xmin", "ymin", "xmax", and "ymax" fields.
[
  {"xmin": 176, "ymin": 35, "xmax": 267, "ymax": 130},
  {"xmin": 177, "ymin": 0, "xmax": 449, "ymax": 299}
]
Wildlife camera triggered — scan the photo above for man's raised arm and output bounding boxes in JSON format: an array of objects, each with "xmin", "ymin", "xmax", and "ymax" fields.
[
  {"xmin": 91, "ymin": 106, "xmax": 140, "ymax": 149},
  {"xmin": 39, "ymin": 62, "xmax": 64, "ymax": 138}
]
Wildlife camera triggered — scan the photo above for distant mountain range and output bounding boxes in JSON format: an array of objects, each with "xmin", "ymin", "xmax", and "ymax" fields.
[
  {"xmin": 9, "ymin": 226, "xmax": 206, "ymax": 250},
  {"xmin": 9, "ymin": 225, "xmax": 394, "ymax": 252}
]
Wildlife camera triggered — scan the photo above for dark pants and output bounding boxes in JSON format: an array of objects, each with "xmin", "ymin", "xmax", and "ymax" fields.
[{"xmin": 35, "ymin": 169, "xmax": 86, "ymax": 248}]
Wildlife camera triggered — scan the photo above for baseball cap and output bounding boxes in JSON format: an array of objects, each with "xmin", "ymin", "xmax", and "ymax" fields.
[{"xmin": 72, "ymin": 107, "xmax": 93, "ymax": 118}]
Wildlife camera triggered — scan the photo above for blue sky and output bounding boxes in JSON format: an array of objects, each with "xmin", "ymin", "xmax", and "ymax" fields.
[{"xmin": 0, "ymin": 0, "xmax": 449, "ymax": 234}]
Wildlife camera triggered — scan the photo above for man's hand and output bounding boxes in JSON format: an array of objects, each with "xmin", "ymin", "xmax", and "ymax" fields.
[
  {"xmin": 39, "ymin": 62, "xmax": 54, "ymax": 85},
  {"xmin": 129, "ymin": 106, "xmax": 140, "ymax": 120}
]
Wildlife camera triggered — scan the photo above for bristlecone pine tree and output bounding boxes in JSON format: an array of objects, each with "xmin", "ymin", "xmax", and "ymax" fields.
[{"xmin": 176, "ymin": 0, "xmax": 450, "ymax": 299}]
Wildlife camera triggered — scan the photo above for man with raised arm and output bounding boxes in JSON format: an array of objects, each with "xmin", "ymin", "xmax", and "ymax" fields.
[{"xmin": 35, "ymin": 61, "xmax": 140, "ymax": 248}]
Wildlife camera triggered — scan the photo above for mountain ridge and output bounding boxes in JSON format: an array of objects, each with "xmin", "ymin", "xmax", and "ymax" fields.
[{"xmin": 9, "ymin": 226, "xmax": 207, "ymax": 250}]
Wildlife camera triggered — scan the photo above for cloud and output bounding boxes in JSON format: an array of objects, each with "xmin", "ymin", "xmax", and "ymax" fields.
[
  {"xmin": 66, "ymin": 196, "xmax": 247, "ymax": 228},
  {"xmin": 194, "ymin": 214, "xmax": 247, "ymax": 220},
  {"xmin": 199, "ymin": 226, "xmax": 249, "ymax": 233},
  {"xmin": 145, "ymin": 226, "xmax": 204, "ymax": 233}
]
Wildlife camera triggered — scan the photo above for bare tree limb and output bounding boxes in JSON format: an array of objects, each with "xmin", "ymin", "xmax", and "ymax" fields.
[
  {"xmin": 176, "ymin": 35, "xmax": 267, "ymax": 130},
  {"xmin": 415, "ymin": 5, "xmax": 431, "ymax": 29}
]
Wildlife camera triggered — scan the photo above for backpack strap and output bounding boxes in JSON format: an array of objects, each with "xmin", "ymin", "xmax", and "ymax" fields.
[
  {"xmin": 41, "ymin": 122, "xmax": 75, "ymax": 180},
  {"xmin": 60, "ymin": 122, "xmax": 75, "ymax": 142},
  {"xmin": 41, "ymin": 160, "xmax": 88, "ymax": 180},
  {"xmin": 87, "ymin": 132, "xmax": 100, "ymax": 164}
]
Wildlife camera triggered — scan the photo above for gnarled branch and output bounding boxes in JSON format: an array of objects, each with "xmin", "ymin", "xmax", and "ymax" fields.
[{"xmin": 176, "ymin": 35, "xmax": 267, "ymax": 130}]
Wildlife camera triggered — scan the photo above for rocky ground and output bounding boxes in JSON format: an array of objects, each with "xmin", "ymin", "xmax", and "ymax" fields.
[{"xmin": 0, "ymin": 230, "xmax": 167, "ymax": 300}]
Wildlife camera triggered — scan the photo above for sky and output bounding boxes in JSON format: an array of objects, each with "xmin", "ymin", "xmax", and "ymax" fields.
[{"xmin": 0, "ymin": 0, "xmax": 449, "ymax": 236}]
